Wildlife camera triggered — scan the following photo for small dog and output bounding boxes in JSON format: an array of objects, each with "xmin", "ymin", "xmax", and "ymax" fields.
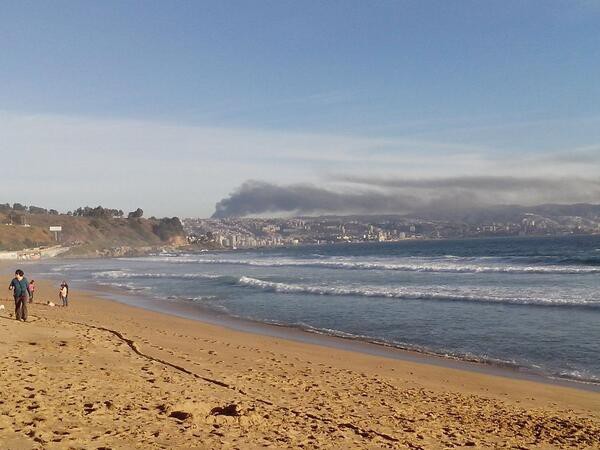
[{"xmin": 47, "ymin": 301, "xmax": 56, "ymax": 307}]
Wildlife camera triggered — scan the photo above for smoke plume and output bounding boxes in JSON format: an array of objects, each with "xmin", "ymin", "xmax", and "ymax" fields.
[
  {"xmin": 212, "ymin": 181, "xmax": 421, "ymax": 218},
  {"xmin": 212, "ymin": 177, "xmax": 600, "ymax": 218}
]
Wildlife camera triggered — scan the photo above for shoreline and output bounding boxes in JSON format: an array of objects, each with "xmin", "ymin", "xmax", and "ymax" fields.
[
  {"xmin": 13, "ymin": 261, "xmax": 600, "ymax": 392},
  {"xmin": 76, "ymin": 279, "xmax": 600, "ymax": 392},
  {"xmin": 0, "ymin": 275, "xmax": 599, "ymax": 448}
]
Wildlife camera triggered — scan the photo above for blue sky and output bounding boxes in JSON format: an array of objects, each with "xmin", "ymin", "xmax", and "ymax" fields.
[{"xmin": 1, "ymin": 1, "xmax": 599, "ymax": 217}]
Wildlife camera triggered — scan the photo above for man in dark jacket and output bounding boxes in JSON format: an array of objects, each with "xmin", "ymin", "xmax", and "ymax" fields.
[{"xmin": 8, "ymin": 269, "xmax": 30, "ymax": 321}]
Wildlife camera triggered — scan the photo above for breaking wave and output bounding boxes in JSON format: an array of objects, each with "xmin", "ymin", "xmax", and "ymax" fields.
[
  {"xmin": 92, "ymin": 270, "xmax": 222, "ymax": 280},
  {"xmin": 236, "ymin": 276, "xmax": 599, "ymax": 307},
  {"xmin": 123, "ymin": 256, "xmax": 600, "ymax": 274}
]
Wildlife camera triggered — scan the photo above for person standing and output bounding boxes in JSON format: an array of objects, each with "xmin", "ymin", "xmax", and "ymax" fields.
[
  {"xmin": 59, "ymin": 281, "xmax": 69, "ymax": 307},
  {"xmin": 28, "ymin": 279, "xmax": 36, "ymax": 303},
  {"xmin": 8, "ymin": 269, "xmax": 29, "ymax": 321}
]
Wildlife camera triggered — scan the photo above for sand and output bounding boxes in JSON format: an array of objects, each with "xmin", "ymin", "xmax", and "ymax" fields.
[{"xmin": 0, "ymin": 277, "xmax": 599, "ymax": 449}]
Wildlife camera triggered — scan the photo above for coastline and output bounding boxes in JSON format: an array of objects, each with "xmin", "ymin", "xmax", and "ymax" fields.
[
  {"xmin": 0, "ymin": 273, "xmax": 599, "ymax": 448},
  {"xmin": 10, "ymin": 259, "xmax": 600, "ymax": 390},
  {"xmin": 69, "ymin": 279, "xmax": 600, "ymax": 392}
]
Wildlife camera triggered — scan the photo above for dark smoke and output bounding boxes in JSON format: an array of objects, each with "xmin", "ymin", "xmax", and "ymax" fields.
[
  {"xmin": 212, "ymin": 176, "xmax": 600, "ymax": 218},
  {"xmin": 212, "ymin": 181, "xmax": 419, "ymax": 218}
]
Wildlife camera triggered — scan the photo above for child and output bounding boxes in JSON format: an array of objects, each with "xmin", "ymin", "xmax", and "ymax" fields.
[{"xmin": 28, "ymin": 279, "xmax": 35, "ymax": 303}]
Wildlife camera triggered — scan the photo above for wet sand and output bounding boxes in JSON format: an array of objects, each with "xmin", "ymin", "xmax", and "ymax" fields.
[{"xmin": 0, "ymin": 277, "xmax": 599, "ymax": 449}]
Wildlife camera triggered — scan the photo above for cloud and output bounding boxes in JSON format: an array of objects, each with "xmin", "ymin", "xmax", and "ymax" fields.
[
  {"xmin": 338, "ymin": 175, "xmax": 600, "ymax": 195},
  {"xmin": 340, "ymin": 175, "xmax": 600, "ymax": 208},
  {"xmin": 213, "ymin": 176, "xmax": 600, "ymax": 218}
]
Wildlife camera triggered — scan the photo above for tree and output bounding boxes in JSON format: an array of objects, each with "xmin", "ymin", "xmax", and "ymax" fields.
[
  {"xmin": 128, "ymin": 208, "xmax": 144, "ymax": 219},
  {"xmin": 12, "ymin": 203, "xmax": 26, "ymax": 211},
  {"xmin": 73, "ymin": 205, "xmax": 122, "ymax": 219},
  {"xmin": 29, "ymin": 205, "xmax": 48, "ymax": 214},
  {"xmin": 152, "ymin": 217, "xmax": 184, "ymax": 241}
]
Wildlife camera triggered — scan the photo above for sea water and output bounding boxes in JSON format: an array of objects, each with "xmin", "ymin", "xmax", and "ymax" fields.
[{"xmin": 32, "ymin": 235, "xmax": 600, "ymax": 384}]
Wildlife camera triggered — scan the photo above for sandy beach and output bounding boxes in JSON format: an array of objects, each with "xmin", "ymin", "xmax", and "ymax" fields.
[{"xmin": 0, "ymin": 277, "xmax": 599, "ymax": 449}]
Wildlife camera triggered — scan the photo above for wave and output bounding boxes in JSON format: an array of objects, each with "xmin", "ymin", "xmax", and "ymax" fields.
[
  {"xmin": 93, "ymin": 280, "xmax": 152, "ymax": 292},
  {"xmin": 92, "ymin": 270, "xmax": 598, "ymax": 307},
  {"xmin": 50, "ymin": 264, "xmax": 79, "ymax": 272},
  {"xmin": 555, "ymin": 257, "xmax": 600, "ymax": 267},
  {"xmin": 92, "ymin": 270, "xmax": 223, "ymax": 280},
  {"xmin": 123, "ymin": 255, "xmax": 600, "ymax": 274},
  {"xmin": 236, "ymin": 276, "xmax": 600, "ymax": 307}
]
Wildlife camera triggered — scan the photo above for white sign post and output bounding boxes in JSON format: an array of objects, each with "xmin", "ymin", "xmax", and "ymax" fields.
[{"xmin": 49, "ymin": 226, "xmax": 62, "ymax": 241}]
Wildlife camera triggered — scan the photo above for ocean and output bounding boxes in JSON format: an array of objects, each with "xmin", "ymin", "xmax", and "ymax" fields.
[{"xmin": 31, "ymin": 235, "xmax": 600, "ymax": 384}]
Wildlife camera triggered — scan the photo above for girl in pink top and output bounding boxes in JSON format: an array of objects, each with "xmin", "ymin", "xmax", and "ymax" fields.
[{"xmin": 28, "ymin": 280, "xmax": 35, "ymax": 303}]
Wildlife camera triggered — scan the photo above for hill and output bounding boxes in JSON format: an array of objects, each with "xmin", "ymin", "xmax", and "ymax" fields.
[{"xmin": 0, "ymin": 205, "xmax": 186, "ymax": 257}]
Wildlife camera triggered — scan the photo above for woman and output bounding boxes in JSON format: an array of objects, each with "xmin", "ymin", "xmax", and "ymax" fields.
[
  {"xmin": 59, "ymin": 281, "xmax": 69, "ymax": 307},
  {"xmin": 9, "ymin": 269, "xmax": 30, "ymax": 321}
]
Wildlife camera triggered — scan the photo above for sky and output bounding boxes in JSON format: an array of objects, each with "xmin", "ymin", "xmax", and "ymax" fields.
[{"xmin": 1, "ymin": 0, "xmax": 599, "ymax": 218}]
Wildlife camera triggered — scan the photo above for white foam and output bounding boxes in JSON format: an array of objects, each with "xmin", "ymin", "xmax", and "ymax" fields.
[
  {"xmin": 92, "ymin": 270, "xmax": 221, "ymax": 280},
  {"xmin": 125, "ymin": 255, "xmax": 600, "ymax": 274},
  {"xmin": 236, "ymin": 276, "xmax": 600, "ymax": 307}
]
